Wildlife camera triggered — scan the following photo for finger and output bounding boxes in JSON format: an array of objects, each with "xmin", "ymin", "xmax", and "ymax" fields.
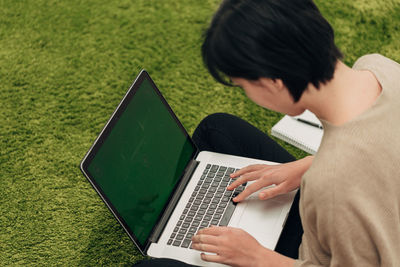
[
  {"xmin": 259, "ymin": 183, "xmax": 285, "ymax": 200},
  {"xmin": 232, "ymin": 179, "xmax": 268, "ymax": 202},
  {"xmin": 196, "ymin": 226, "xmax": 225, "ymax": 236},
  {"xmin": 191, "ymin": 232, "xmax": 221, "ymax": 244},
  {"xmin": 201, "ymin": 253, "xmax": 224, "ymax": 263},
  {"xmin": 191, "ymin": 242, "xmax": 220, "ymax": 253},
  {"xmin": 230, "ymin": 164, "xmax": 265, "ymax": 178},
  {"xmin": 227, "ymin": 170, "xmax": 260, "ymax": 190}
]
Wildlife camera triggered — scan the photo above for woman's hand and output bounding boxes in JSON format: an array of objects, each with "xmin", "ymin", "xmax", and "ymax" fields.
[
  {"xmin": 191, "ymin": 226, "xmax": 294, "ymax": 267},
  {"xmin": 228, "ymin": 156, "xmax": 314, "ymax": 202}
]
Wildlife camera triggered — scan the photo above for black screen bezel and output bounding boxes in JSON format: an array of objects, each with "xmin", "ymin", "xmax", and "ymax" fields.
[{"xmin": 80, "ymin": 70, "xmax": 198, "ymax": 254}]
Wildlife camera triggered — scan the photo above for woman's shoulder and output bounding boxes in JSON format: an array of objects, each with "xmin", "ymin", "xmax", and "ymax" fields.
[{"xmin": 353, "ymin": 53, "xmax": 400, "ymax": 71}]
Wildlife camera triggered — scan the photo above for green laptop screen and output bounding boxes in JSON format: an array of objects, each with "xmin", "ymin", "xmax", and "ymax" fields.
[{"xmin": 87, "ymin": 77, "xmax": 196, "ymax": 247}]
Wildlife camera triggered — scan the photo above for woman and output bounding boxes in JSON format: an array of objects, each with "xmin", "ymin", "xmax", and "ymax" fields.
[{"xmin": 136, "ymin": 0, "xmax": 400, "ymax": 266}]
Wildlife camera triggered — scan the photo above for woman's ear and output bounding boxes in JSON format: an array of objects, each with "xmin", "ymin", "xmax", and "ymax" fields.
[
  {"xmin": 257, "ymin": 78, "xmax": 285, "ymax": 93},
  {"xmin": 273, "ymin": 79, "xmax": 285, "ymax": 91}
]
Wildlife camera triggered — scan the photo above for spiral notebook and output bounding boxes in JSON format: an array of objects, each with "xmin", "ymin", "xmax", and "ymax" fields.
[{"xmin": 271, "ymin": 110, "xmax": 323, "ymax": 154}]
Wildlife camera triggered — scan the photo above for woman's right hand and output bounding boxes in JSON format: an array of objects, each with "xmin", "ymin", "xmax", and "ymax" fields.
[{"xmin": 228, "ymin": 156, "xmax": 314, "ymax": 202}]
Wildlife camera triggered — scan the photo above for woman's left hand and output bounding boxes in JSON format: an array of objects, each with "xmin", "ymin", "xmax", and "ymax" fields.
[{"xmin": 191, "ymin": 226, "xmax": 293, "ymax": 267}]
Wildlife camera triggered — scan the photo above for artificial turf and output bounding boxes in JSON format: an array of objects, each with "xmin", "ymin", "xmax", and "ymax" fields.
[{"xmin": 1, "ymin": 0, "xmax": 399, "ymax": 265}]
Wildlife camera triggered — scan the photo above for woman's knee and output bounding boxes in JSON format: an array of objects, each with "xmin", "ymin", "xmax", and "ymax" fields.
[
  {"xmin": 192, "ymin": 113, "xmax": 238, "ymax": 151},
  {"xmin": 195, "ymin": 113, "xmax": 240, "ymax": 132}
]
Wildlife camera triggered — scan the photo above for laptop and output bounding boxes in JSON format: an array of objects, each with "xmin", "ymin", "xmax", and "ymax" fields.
[{"xmin": 80, "ymin": 70, "xmax": 296, "ymax": 266}]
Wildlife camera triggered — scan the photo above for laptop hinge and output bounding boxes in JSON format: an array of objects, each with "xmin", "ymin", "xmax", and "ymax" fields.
[{"xmin": 149, "ymin": 159, "xmax": 200, "ymax": 244}]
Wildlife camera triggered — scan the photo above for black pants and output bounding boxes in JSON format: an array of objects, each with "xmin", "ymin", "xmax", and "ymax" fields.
[{"xmin": 134, "ymin": 113, "xmax": 303, "ymax": 266}]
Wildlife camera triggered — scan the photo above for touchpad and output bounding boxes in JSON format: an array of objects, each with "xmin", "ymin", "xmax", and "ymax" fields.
[{"xmin": 236, "ymin": 194, "xmax": 289, "ymax": 249}]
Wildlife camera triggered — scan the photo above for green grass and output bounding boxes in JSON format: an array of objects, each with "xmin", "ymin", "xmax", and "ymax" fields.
[{"xmin": 1, "ymin": 0, "xmax": 399, "ymax": 265}]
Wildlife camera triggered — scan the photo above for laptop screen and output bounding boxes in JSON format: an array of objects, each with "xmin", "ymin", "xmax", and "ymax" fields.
[{"xmin": 82, "ymin": 71, "xmax": 197, "ymax": 251}]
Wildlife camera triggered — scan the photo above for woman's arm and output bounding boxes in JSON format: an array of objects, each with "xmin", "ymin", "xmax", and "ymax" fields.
[{"xmin": 229, "ymin": 156, "xmax": 314, "ymax": 202}]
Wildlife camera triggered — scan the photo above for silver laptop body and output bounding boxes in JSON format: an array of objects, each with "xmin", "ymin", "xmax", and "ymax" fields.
[{"xmin": 80, "ymin": 70, "xmax": 296, "ymax": 266}]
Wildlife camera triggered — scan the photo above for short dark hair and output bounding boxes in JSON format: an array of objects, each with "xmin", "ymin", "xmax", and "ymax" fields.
[{"xmin": 202, "ymin": 0, "xmax": 343, "ymax": 102}]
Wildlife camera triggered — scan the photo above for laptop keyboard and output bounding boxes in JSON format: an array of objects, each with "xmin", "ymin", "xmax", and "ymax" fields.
[{"xmin": 167, "ymin": 164, "xmax": 246, "ymax": 249}]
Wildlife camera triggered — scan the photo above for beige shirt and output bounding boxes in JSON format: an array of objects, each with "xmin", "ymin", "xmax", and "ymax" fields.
[{"xmin": 295, "ymin": 54, "xmax": 400, "ymax": 267}]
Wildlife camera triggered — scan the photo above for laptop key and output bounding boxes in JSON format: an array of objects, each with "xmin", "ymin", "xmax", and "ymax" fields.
[
  {"xmin": 219, "ymin": 203, "xmax": 227, "ymax": 208},
  {"xmin": 211, "ymin": 198, "xmax": 220, "ymax": 204},
  {"xmin": 188, "ymin": 227, "xmax": 197, "ymax": 233},
  {"xmin": 203, "ymin": 215, "xmax": 212, "ymax": 222},
  {"xmin": 213, "ymin": 214, "xmax": 222, "ymax": 220},
  {"xmin": 227, "ymin": 168, "xmax": 235, "ymax": 174},
  {"xmin": 236, "ymin": 185, "xmax": 246, "ymax": 192},
  {"xmin": 222, "ymin": 176, "xmax": 230, "ymax": 182},
  {"xmin": 186, "ymin": 233, "xmax": 194, "ymax": 239},
  {"xmin": 206, "ymin": 209, "xmax": 215, "ymax": 215},
  {"xmin": 205, "ymin": 177, "xmax": 213, "ymax": 183},
  {"xmin": 173, "ymin": 240, "xmax": 181, "ymax": 246},
  {"xmin": 221, "ymin": 197, "xmax": 230, "ymax": 203},
  {"xmin": 210, "ymin": 219, "xmax": 219, "ymax": 225},
  {"xmin": 196, "ymin": 193, "xmax": 205, "ymax": 199},
  {"xmin": 224, "ymin": 191, "xmax": 233, "ymax": 197},
  {"xmin": 207, "ymin": 172, "xmax": 216, "ymax": 178},
  {"xmin": 219, "ymin": 200, "xmax": 236, "ymax": 226},
  {"xmin": 184, "ymin": 216, "xmax": 193, "ymax": 223},
  {"xmin": 201, "ymin": 221, "xmax": 209, "ymax": 227},
  {"xmin": 168, "ymin": 239, "xmax": 173, "ymax": 245},
  {"xmin": 211, "ymin": 165, "xmax": 219, "ymax": 172},
  {"xmin": 216, "ymin": 171, "xmax": 224, "ymax": 177},
  {"xmin": 200, "ymin": 204, "xmax": 208, "ymax": 210},
  {"xmin": 203, "ymin": 198, "xmax": 211, "ymax": 204},
  {"xmin": 202, "ymin": 183, "xmax": 211, "ymax": 189},
  {"xmin": 205, "ymin": 192, "xmax": 214, "ymax": 198},
  {"xmin": 211, "ymin": 182, "xmax": 219, "ymax": 187},
  {"xmin": 181, "ymin": 239, "xmax": 191, "ymax": 248},
  {"xmin": 188, "ymin": 210, "xmax": 196, "ymax": 217},
  {"xmin": 215, "ymin": 208, "xmax": 224, "ymax": 214}
]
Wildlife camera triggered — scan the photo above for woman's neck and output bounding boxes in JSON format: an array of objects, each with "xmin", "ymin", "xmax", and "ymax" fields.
[{"xmin": 300, "ymin": 61, "xmax": 382, "ymax": 126}]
